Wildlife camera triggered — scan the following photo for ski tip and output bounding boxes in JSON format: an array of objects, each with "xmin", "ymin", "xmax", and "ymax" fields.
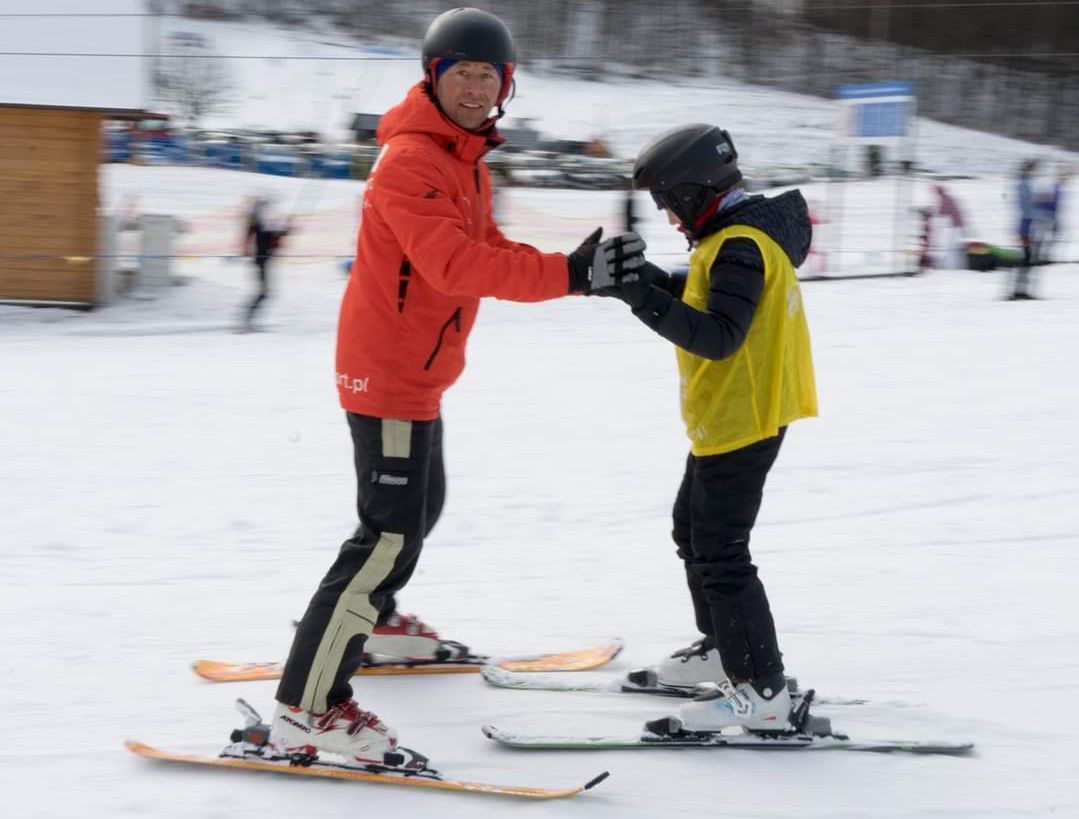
[
  {"xmin": 584, "ymin": 771, "xmax": 611, "ymax": 790},
  {"xmin": 479, "ymin": 665, "xmax": 513, "ymax": 685},
  {"xmin": 481, "ymin": 725, "xmax": 516, "ymax": 745},
  {"xmin": 922, "ymin": 741, "xmax": 976, "ymax": 756},
  {"xmin": 190, "ymin": 659, "xmax": 219, "ymax": 680}
]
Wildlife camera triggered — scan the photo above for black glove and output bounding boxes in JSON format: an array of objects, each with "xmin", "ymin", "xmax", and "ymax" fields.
[
  {"xmin": 566, "ymin": 227, "xmax": 647, "ymax": 293},
  {"xmin": 588, "ymin": 232, "xmax": 647, "ymax": 293},
  {"xmin": 567, "ymin": 227, "xmax": 604, "ymax": 293},
  {"xmin": 607, "ymin": 260, "xmax": 669, "ymax": 309}
]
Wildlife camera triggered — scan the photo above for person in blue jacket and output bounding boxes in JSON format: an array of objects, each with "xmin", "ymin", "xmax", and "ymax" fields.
[{"xmin": 1010, "ymin": 159, "xmax": 1040, "ymax": 300}]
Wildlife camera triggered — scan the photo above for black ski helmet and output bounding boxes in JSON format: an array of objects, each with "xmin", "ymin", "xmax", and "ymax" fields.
[
  {"xmin": 421, "ymin": 7, "xmax": 517, "ymax": 107},
  {"xmin": 633, "ymin": 123, "xmax": 742, "ymax": 229}
]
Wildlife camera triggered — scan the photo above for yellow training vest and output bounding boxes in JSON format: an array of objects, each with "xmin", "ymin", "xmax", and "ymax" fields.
[{"xmin": 677, "ymin": 224, "xmax": 818, "ymax": 456}]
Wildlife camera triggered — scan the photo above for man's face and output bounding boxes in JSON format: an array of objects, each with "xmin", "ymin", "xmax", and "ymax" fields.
[{"xmin": 435, "ymin": 60, "xmax": 501, "ymax": 131}]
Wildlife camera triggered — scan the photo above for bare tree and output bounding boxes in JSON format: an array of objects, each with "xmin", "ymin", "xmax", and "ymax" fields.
[{"xmin": 155, "ymin": 38, "xmax": 236, "ymax": 128}]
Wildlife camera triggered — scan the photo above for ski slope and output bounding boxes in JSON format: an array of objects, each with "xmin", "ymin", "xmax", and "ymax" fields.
[
  {"xmin": 164, "ymin": 14, "xmax": 1070, "ymax": 177},
  {"xmin": 3, "ymin": 18, "xmax": 1079, "ymax": 819}
]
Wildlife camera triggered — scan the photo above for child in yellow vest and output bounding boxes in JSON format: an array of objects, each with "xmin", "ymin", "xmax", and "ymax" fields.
[{"xmin": 596, "ymin": 123, "xmax": 818, "ymax": 733}]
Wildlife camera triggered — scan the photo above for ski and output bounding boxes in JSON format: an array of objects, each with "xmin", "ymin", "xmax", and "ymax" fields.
[
  {"xmin": 126, "ymin": 741, "xmax": 609, "ymax": 799},
  {"xmin": 483, "ymin": 688, "xmax": 971, "ymax": 757},
  {"xmin": 193, "ymin": 639, "xmax": 622, "ymax": 683},
  {"xmin": 481, "ymin": 725, "xmax": 973, "ymax": 756},
  {"xmin": 127, "ymin": 699, "xmax": 609, "ymax": 800},
  {"xmin": 481, "ymin": 665, "xmax": 873, "ymax": 706}
]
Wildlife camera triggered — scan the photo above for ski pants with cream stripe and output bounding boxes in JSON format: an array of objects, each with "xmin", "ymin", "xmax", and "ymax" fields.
[{"xmin": 276, "ymin": 412, "xmax": 444, "ymax": 713}]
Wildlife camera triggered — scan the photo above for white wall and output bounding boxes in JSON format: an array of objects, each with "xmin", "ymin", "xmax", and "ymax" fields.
[{"xmin": 0, "ymin": 0, "xmax": 146, "ymax": 111}]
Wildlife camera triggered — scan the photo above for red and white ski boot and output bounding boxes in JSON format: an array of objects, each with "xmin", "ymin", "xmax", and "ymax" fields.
[
  {"xmin": 269, "ymin": 699, "xmax": 397, "ymax": 766},
  {"xmin": 365, "ymin": 613, "xmax": 447, "ymax": 662}
]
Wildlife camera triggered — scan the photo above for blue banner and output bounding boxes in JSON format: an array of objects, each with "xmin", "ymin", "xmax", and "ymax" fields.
[{"xmin": 836, "ymin": 82, "xmax": 915, "ymax": 140}]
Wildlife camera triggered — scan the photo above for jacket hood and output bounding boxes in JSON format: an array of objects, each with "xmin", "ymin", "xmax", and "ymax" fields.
[
  {"xmin": 704, "ymin": 190, "xmax": 812, "ymax": 268},
  {"xmin": 376, "ymin": 81, "xmax": 503, "ymax": 163}
]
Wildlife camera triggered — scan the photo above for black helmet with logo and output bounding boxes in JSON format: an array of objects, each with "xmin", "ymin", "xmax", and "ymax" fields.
[
  {"xmin": 633, "ymin": 123, "xmax": 742, "ymax": 228},
  {"xmin": 421, "ymin": 7, "xmax": 517, "ymax": 106}
]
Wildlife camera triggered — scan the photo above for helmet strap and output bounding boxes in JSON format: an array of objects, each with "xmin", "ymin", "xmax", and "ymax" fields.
[
  {"xmin": 689, "ymin": 191, "xmax": 722, "ymax": 235},
  {"xmin": 424, "ymin": 58, "xmax": 442, "ymax": 99},
  {"xmin": 495, "ymin": 72, "xmax": 516, "ymax": 119},
  {"xmin": 665, "ymin": 185, "xmax": 717, "ymax": 237},
  {"xmin": 687, "ymin": 186, "xmax": 746, "ymax": 240}
]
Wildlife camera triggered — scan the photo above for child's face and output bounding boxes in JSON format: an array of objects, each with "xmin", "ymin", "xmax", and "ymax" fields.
[{"xmin": 665, "ymin": 208, "xmax": 688, "ymax": 236}]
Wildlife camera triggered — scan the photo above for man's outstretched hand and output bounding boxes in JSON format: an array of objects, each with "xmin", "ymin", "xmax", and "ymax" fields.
[{"xmin": 567, "ymin": 227, "xmax": 647, "ymax": 294}]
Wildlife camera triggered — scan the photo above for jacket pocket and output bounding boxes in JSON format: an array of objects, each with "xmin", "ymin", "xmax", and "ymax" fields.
[{"xmin": 423, "ymin": 307, "xmax": 462, "ymax": 371}]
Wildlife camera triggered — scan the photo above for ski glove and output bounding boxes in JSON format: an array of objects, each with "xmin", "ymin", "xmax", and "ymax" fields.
[
  {"xmin": 566, "ymin": 227, "xmax": 647, "ymax": 294},
  {"xmin": 605, "ymin": 260, "xmax": 670, "ymax": 309}
]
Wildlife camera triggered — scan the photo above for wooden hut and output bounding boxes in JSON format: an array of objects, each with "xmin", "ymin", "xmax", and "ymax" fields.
[{"xmin": 0, "ymin": 1, "xmax": 146, "ymax": 306}]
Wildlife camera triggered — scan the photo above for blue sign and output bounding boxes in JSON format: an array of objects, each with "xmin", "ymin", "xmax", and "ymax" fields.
[
  {"xmin": 836, "ymin": 82, "xmax": 914, "ymax": 101},
  {"xmin": 836, "ymin": 82, "xmax": 915, "ymax": 141}
]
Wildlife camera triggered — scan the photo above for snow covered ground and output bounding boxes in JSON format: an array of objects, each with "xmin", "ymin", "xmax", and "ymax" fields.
[
  {"xmin": 5, "ymin": 171, "xmax": 1078, "ymax": 817},
  {"xmin": 4, "ymin": 18, "xmax": 1079, "ymax": 819}
]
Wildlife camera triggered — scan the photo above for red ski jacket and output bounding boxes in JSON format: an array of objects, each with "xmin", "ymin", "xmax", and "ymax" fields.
[{"xmin": 335, "ymin": 82, "xmax": 571, "ymax": 420}]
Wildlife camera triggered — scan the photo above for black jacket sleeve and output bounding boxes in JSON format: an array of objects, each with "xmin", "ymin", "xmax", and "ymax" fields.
[{"xmin": 628, "ymin": 238, "xmax": 764, "ymax": 361}]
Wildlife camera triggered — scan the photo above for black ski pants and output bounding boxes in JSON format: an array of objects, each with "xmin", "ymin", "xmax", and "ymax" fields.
[
  {"xmin": 276, "ymin": 412, "xmax": 444, "ymax": 713},
  {"xmin": 672, "ymin": 428, "xmax": 786, "ymax": 684},
  {"xmin": 245, "ymin": 255, "xmax": 270, "ymax": 324},
  {"xmin": 1011, "ymin": 241, "xmax": 1038, "ymax": 298}
]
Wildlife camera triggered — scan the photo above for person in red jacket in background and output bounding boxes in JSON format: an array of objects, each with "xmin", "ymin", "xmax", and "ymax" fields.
[{"xmin": 267, "ymin": 7, "xmax": 644, "ymax": 767}]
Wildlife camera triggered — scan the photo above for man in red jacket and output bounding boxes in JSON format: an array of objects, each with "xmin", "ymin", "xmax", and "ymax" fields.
[{"xmin": 268, "ymin": 7, "xmax": 644, "ymax": 767}]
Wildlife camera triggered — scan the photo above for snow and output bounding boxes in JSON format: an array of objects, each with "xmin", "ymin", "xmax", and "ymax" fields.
[
  {"xmin": 3, "ymin": 18, "xmax": 1079, "ymax": 819},
  {"xmin": 165, "ymin": 15, "xmax": 1075, "ymax": 177}
]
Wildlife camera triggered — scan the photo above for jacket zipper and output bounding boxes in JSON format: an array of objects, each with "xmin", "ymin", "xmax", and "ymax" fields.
[
  {"xmin": 423, "ymin": 307, "xmax": 462, "ymax": 370},
  {"xmin": 397, "ymin": 258, "xmax": 411, "ymax": 313}
]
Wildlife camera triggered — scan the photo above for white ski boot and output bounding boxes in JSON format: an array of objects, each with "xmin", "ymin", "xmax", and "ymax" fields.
[
  {"xmin": 676, "ymin": 677, "xmax": 792, "ymax": 732},
  {"xmin": 269, "ymin": 699, "xmax": 397, "ymax": 765},
  {"xmin": 653, "ymin": 637, "xmax": 730, "ymax": 689}
]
